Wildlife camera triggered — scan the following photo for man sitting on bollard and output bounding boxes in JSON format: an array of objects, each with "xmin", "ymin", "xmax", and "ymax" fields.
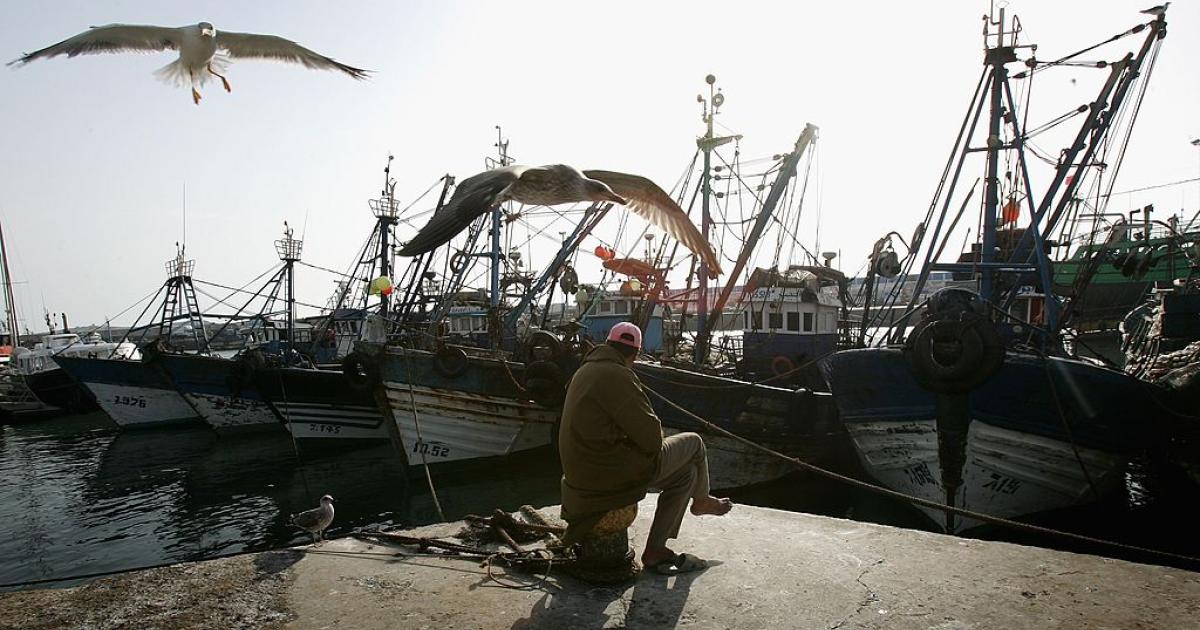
[{"xmin": 558, "ymin": 321, "xmax": 733, "ymax": 575}]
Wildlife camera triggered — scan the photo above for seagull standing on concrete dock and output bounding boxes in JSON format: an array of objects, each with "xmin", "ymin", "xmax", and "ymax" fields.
[
  {"xmin": 8, "ymin": 22, "xmax": 368, "ymax": 104},
  {"xmin": 397, "ymin": 164, "xmax": 723, "ymax": 277},
  {"xmin": 291, "ymin": 494, "xmax": 335, "ymax": 543}
]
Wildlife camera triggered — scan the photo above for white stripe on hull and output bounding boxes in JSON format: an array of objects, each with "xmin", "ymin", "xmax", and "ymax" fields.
[
  {"xmin": 276, "ymin": 402, "xmax": 390, "ymax": 440},
  {"xmin": 383, "ymin": 381, "xmax": 557, "ymax": 464},
  {"xmin": 184, "ymin": 393, "xmax": 280, "ymax": 431},
  {"xmin": 87, "ymin": 383, "xmax": 199, "ymax": 427},
  {"xmin": 845, "ymin": 418, "xmax": 1124, "ymax": 532}
]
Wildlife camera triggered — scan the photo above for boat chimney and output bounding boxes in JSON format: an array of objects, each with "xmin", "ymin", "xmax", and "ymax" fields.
[{"xmin": 62, "ymin": 313, "xmax": 69, "ymax": 333}]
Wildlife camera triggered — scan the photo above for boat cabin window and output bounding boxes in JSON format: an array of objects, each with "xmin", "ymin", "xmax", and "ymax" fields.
[
  {"xmin": 803, "ymin": 312, "xmax": 813, "ymax": 332},
  {"xmin": 600, "ymin": 302, "xmax": 612, "ymax": 314},
  {"xmin": 615, "ymin": 300, "xmax": 629, "ymax": 315},
  {"xmin": 743, "ymin": 311, "xmax": 749, "ymax": 329},
  {"xmin": 787, "ymin": 312, "xmax": 799, "ymax": 332},
  {"xmin": 768, "ymin": 312, "xmax": 782, "ymax": 329}
]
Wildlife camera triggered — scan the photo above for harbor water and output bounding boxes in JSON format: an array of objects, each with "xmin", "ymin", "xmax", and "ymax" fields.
[{"xmin": 2, "ymin": 410, "xmax": 1198, "ymax": 591}]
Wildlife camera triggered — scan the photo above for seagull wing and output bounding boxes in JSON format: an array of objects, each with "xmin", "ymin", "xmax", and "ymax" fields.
[
  {"xmin": 8, "ymin": 24, "xmax": 182, "ymax": 66},
  {"xmin": 584, "ymin": 170, "xmax": 722, "ymax": 277},
  {"xmin": 398, "ymin": 166, "xmax": 526, "ymax": 256},
  {"xmin": 215, "ymin": 31, "xmax": 368, "ymax": 78},
  {"xmin": 291, "ymin": 507, "xmax": 324, "ymax": 530}
]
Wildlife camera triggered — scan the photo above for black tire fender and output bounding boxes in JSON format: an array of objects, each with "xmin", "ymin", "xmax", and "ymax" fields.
[
  {"xmin": 524, "ymin": 360, "xmax": 566, "ymax": 408},
  {"xmin": 432, "ymin": 346, "xmax": 469, "ymax": 378},
  {"xmin": 342, "ymin": 353, "xmax": 379, "ymax": 391},
  {"xmin": 907, "ymin": 316, "xmax": 1003, "ymax": 394}
]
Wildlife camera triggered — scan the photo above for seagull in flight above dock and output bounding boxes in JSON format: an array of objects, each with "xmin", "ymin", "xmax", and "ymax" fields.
[
  {"xmin": 398, "ymin": 164, "xmax": 723, "ymax": 277},
  {"xmin": 1140, "ymin": 3, "xmax": 1169, "ymax": 17},
  {"xmin": 8, "ymin": 22, "xmax": 368, "ymax": 105},
  {"xmin": 291, "ymin": 494, "xmax": 335, "ymax": 544}
]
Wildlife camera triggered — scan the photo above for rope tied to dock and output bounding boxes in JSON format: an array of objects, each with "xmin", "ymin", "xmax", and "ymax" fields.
[{"xmin": 638, "ymin": 381, "xmax": 1200, "ymax": 568}]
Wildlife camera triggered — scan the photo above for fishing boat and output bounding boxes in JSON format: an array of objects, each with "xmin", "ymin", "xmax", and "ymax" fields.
[
  {"xmin": 56, "ymin": 247, "xmax": 208, "ymax": 428},
  {"xmin": 249, "ymin": 159, "xmax": 430, "ymax": 445},
  {"xmin": 154, "ymin": 225, "xmax": 310, "ymax": 433},
  {"xmin": 821, "ymin": 6, "xmax": 1172, "ymax": 532},
  {"xmin": 353, "ymin": 102, "xmax": 852, "ymax": 486},
  {"xmin": 1119, "ymin": 280, "xmax": 1200, "ymax": 485}
]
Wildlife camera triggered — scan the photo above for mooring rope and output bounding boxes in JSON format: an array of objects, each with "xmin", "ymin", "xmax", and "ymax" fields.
[{"xmin": 639, "ymin": 382, "xmax": 1200, "ymax": 567}]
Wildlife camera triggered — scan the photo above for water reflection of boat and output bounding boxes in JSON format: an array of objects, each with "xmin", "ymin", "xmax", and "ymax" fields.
[
  {"xmin": 821, "ymin": 6, "xmax": 1171, "ymax": 533},
  {"xmin": 87, "ymin": 425, "xmax": 216, "ymax": 501}
]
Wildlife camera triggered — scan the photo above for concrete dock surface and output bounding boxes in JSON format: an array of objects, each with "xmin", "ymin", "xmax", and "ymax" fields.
[{"xmin": 1, "ymin": 497, "xmax": 1197, "ymax": 629}]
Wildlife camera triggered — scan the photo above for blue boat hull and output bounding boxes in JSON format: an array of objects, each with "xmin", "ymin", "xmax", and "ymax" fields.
[
  {"xmin": 157, "ymin": 355, "xmax": 282, "ymax": 432},
  {"xmin": 55, "ymin": 357, "xmax": 202, "ymax": 428},
  {"xmin": 821, "ymin": 348, "xmax": 1153, "ymax": 531}
]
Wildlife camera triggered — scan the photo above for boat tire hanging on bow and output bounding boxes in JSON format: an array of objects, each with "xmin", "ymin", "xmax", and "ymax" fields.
[
  {"xmin": 432, "ymin": 346, "xmax": 470, "ymax": 378},
  {"xmin": 524, "ymin": 360, "xmax": 566, "ymax": 408},
  {"xmin": 342, "ymin": 352, "xmax": 380, "ymax": 392},
  {"xmin": 906, "ymin": 314, "xmax": 1005, "ymax": 394}
]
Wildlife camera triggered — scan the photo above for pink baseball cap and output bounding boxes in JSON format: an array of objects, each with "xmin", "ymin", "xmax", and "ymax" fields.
[{"xmin": 606, "ymin": 322, "xmax": 642, "ymax": 349}]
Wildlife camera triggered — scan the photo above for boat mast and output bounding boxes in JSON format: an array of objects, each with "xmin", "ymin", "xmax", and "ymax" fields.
[
  {"xmin": 695, "ymin": 123, "xmax": 819, "ymax": 360},
  {"xmin": 0, "ymin": 221, "xmax": 19, "ymax": 343},
  {"xmin": 490, "ymin": 126, "xmax": 513, "ymax": 311},
  {"xmin": 371, "ymin": 156, "xmax": 400, "ymax": 321},
  {"xmin": 693, "ymin": 75, "xmax": 740, "ymax": 363},
  {"xmin": 275, "ymin": 222, "xmax": 303, "ymax": 355},
  {"xmin": 978, "ymin": 7, "xmax": 1010, "ymax": 302}
]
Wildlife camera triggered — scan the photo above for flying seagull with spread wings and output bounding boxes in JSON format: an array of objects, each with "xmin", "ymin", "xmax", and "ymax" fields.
[
  {"xmin": 8, "ymin": 22, "xmax": 368, "ymax": 104},
  {"xmin": 398, "ymin": 164, "xmax": 722, "ymax": 277}
]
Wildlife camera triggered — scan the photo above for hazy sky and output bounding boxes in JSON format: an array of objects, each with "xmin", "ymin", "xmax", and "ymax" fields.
[{"xmin": 1, "ymin": 1, "xmax": 1197, "ymax": 332}]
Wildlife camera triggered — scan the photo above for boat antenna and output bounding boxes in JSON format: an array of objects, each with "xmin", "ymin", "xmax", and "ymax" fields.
[
  {"xmin": 182, "ymin": 182, "xmax": 187, "ymax": 256},
  {"xmin": 486, "ymin": 126, "xmax": 513, "ymax": 316}
]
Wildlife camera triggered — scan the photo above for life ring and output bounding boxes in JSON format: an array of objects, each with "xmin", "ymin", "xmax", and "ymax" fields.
[
  {"xmin": 449, "ymin": 250, "xmax": 470, "ymax": 274},
  {"xmin": 342, "ymin": 353, "xmax": 380, "ymax": 392},
  {"xmin": 771, "ymin": 355, "xmax": 795, "ymax": 376},
  {"xmin": 906, "ymin": 315, "xmax": 1004, "ymax": 394},
  {"xmin": 524, "ymin": 360, "xmax": 566, "ymax": 408},
  {"xmin": 432, "ymin": 346, "xmax": 469, "ymax": 378}
]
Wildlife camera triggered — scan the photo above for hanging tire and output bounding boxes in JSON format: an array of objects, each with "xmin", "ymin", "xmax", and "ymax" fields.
[
  {"xmin": 907, "ymin": 315, "xmax": 1004, "ymax": 394},
  {"xmin": 432, "ymin": 346, "xmax": 469, "ymax": 378},
  {"xmin": 342, "ymin": 353, "xmax": 379, "ymax": 392},
  {"xmin": 524, "ymin": 360, "xmax": 566, "ymax": 408}
]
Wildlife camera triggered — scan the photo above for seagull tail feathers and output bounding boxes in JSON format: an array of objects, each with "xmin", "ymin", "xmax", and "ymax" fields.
[
  {"xmin": 154, "ymin": 57, "xmax": 225, "ymax": 88},
  {"xmin": 153, "ymin": 59, "xmax": 189, "ymax": 86}
]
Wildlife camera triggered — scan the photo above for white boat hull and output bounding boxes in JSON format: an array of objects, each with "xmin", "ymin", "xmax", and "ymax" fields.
[
  {"xmin": 382, "ymin": 380, "xmax": 557, "ymax": 465},
  {"xmin": 275, "ymin": 401, "xmax": 391, "ymax": 440},
  {"xmin": 845, "ymin": 418, "xmax": 1124, "ymax": 533},
  {"xmin": 88, "ymin": 383, "xmax": 200, "ymax": 428},
  {"xmin": 183, "ymin": 393, "xmax": 280, "ymax": 431}
]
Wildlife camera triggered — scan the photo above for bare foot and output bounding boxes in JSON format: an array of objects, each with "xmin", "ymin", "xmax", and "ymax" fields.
[{"xmin": 690, "ymin": 496, "xmax": 733, "ymax": 516}]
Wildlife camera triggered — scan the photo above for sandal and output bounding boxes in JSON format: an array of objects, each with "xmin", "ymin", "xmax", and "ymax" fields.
[{"xmin": 648, "ymin": 552, "xmax": 708, "ymax": 575}]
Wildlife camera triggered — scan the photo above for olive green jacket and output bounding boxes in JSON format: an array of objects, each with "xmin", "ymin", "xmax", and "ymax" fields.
[{"xmin": 558, "ymin": 344, "xmax": 663, "ymax": 543}]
